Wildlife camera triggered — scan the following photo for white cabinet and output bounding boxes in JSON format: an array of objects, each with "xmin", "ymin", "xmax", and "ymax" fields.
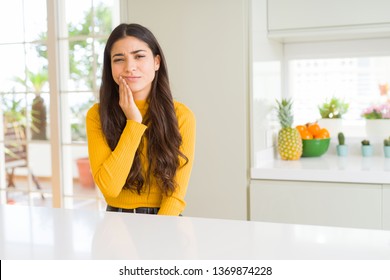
[
  {"xmin": 250, "ymin": 180, "xmax": 382, "ymax": 229},
  {"xmin": 267, "ymin": 0, "xmax": 390, "ymax": 41},
  {"xmin": 383, "ymin": 185, "xmax": 390, "ymax": 230}
]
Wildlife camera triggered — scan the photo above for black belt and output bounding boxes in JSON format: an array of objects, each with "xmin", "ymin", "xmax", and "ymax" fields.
[{"xmin": 106, "ymin": 205, "xmax": 159, "ymax": 214}]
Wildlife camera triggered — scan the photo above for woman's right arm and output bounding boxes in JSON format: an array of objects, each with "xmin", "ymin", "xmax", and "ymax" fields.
[{"xmin": 86, "ymin": 104, "xmax": 147, "ymax": 198}]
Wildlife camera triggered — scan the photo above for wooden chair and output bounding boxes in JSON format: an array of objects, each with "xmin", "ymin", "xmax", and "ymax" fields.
[{"xmin": 4, "ymin": 122, "xmax": 43, "ymax": 196}]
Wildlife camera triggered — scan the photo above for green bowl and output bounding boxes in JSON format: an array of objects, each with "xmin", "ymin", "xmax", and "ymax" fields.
[{"xmin": 302, "ymin": 138, "xmax": 331, "ymax": 157}]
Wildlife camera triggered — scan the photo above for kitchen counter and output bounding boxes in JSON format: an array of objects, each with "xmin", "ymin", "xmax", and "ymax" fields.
[
  {"xmin": 252, "ymin": 154, "xmax": 390, "ymax": 184},
  {"xmin": 1, "ymin": 205, "xmax": 390, "ymax": 259}
]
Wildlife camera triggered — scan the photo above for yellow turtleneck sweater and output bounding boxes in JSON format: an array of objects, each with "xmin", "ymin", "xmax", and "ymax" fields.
[{"xmin": 86, "ymin": 99, "xmax": 196, "ymax": 216}]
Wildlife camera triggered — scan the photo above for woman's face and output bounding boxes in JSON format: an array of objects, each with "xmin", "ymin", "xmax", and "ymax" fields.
[{"xmin": 110, "ymin": 36, "xmax": 160, "ymax": 100}]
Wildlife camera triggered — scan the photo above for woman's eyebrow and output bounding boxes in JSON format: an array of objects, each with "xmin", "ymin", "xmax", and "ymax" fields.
[
  {"xmin": 129, "ymin": 49, "xmax": 146, "ymax": 54},
  {"xmin": 111, "ymin": 49, "xmax": 146, "ymax": 58},
  {"xmin": 112, "ymin": 53, "xmax": 125, "ymax": 58}
]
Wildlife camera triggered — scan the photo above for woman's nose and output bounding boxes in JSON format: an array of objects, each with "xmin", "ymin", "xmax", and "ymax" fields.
[{"xmin": 125, "ymin": 59, "xmax": 136, "ymax": 72}]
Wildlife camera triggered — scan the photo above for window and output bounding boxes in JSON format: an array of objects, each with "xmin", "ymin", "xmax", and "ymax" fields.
[
  {"xmin": 0, "ymin": 0, "xmax": 50, "ymax": 206},
  {"xmin": 284, "ymin": 39, "xmax": 390, "ymax": 127},
  {"xmin": 0, "ymin": 0, "xmax": 120, "ymax": 209},
  {"xmin": 290, "ymin": 57, "xmax": 390, "ymax": 125}
]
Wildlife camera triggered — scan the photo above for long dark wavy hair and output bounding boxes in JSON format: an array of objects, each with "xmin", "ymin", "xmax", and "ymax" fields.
[{"xmin": 99, "ymin": 23, "xmax": 188, "ymax": 195}]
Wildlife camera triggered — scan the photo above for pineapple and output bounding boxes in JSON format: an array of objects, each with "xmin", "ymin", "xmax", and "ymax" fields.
[{"xmin": 276, "ymin": 98, "xmax": 302, "ymax": 160}]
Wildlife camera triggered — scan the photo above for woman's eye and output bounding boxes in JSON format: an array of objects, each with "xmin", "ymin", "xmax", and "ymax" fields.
[
  {"xmin": 135, "ymin": 55, "xmax": 145, "ymax": 59},
  {"xmin": 113, "ymin": 58, "xmax": 124, "ymax": 63}
]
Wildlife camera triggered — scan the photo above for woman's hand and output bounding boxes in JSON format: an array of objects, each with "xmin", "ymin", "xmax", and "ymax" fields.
[{"xmin": 118, "ymin": 76, "xmax": 143, "ymax": 123}]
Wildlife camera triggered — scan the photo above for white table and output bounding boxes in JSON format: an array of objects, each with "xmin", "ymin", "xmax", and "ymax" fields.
[{"xmin": 1, "ymin": 205, "xmax": 390, "ymax": 259}]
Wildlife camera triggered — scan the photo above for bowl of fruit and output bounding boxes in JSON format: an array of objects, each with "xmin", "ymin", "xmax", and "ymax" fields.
[{"xmin": 296, "ymin": 123, "xmax": 331, "ymax": 157}]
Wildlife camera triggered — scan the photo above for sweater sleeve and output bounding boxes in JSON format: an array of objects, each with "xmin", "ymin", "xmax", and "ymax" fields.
[
  {"xmin": 158, "ymin": 103, "xmax": 196, "ymax": 215},
  {"xmin": 86, "ymin": 104, "xmax": 147, "ymax": 198}
]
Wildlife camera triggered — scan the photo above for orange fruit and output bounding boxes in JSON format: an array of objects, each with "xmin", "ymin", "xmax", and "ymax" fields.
[
  {"xmin": 314, "ymin": 128, "xmax": 330, "ymax": 139},
  {"xmin": 296, "ymin": 125, "xmax": 307, "ymax": 134},
  {"xmin": 307, "ymin": 123, "xmax": 321, "ymax": 137},
  {"xmin": 300, "ymin": 130, "xmax": 313, "ymax": 139},
  {"xmin": 296, "ymin": 125, "xmax": 310, "ymax": 139}
]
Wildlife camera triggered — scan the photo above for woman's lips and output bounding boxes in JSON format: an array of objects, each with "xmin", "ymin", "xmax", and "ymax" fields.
[{"xmin": 123, "ymin": 76, "xmax": 140, "ymax": 82}]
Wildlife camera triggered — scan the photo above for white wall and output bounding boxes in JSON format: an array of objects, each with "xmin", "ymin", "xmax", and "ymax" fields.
[
  {"xmin": 250, "ymin": 0, "xmax": 283, "ymax": 166},
  {"xmin": 124, "ymin": 0, "xmax": 249, "ymax": 220}
]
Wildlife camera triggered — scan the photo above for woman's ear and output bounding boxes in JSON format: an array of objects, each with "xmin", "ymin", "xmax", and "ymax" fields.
[{"xmin": 154, "ymin": 55, "xmax": 161, "ymax": 71}]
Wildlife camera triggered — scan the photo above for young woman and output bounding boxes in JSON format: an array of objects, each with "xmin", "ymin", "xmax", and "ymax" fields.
[{"xmin": 86, "ymin": 23, "xmax": 196, "ymax": 216}]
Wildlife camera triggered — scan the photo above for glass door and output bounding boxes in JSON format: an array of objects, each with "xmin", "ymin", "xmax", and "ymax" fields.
[{"xmin": 0, "ymin": 0, "xmax": 119, "ymax": 210}]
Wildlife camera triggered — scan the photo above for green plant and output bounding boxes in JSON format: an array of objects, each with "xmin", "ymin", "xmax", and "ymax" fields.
[
  {"xmin": 1, "ymin": 94, "xmax": 27, "ymax": 161},
  {"xmin": 338, "ymin": 132, "xmax": 345, "ymax": 145},
  {"xmin": 1, "ymin": 95, "xmax": 26, "ymax": 125},
  {"xmin": 384, "ymin": 137, "xmax": 390, "ymax": 146},
  {"xmin": 318, "ymin": 97, "xmax": 349, "ymax": 119},
  {"xmin": 13, "ymin": 68, "xmax": 48, "ymax": 140},
  {"xmin": 361, "ymin": 139, "xmax": 371, "ymax": 146}
]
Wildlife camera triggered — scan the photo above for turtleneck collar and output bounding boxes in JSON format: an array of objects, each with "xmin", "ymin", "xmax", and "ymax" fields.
[{"xmin": 134, "ymin": 99, "xmax": 148, "ymax": 116}]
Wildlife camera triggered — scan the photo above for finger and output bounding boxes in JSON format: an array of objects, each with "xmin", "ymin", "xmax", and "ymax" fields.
[
  {"xmin": 122, "ymin": 77, "xmax": 135, "ymax": 105},
  {"xmin": 118, "ymin": 77, "xmax": 128, "ymax": 108},
  {"xmin": 119, "ymin": 77, "xmax": 129, "ymax": 103}
]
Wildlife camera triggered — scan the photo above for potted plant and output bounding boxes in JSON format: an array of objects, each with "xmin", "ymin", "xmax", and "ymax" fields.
[
  {"xmin": 361, "ymin": 139, "xmax": 373, "ymax": 157},
  {"xmin": 362, "ymin": 103, "xmax": 390, "ymax": 140},
  {"xmin": 336, "ymin": 132, "xmax": 348, "ymax": 156},
  {"xmin": 76, "ymin": 157, "xmax": 95, "ymax": 188},
  {"xmin": 384, "ymin": 137, "xmax": 390, "ymax": 158},
  {"xmin": 318, "ymin": 97, "xmax": 349, "ymax": 119},
  {"xmin": 317, "ymin": 97, "xmax": 349, "ymax": 139}
]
